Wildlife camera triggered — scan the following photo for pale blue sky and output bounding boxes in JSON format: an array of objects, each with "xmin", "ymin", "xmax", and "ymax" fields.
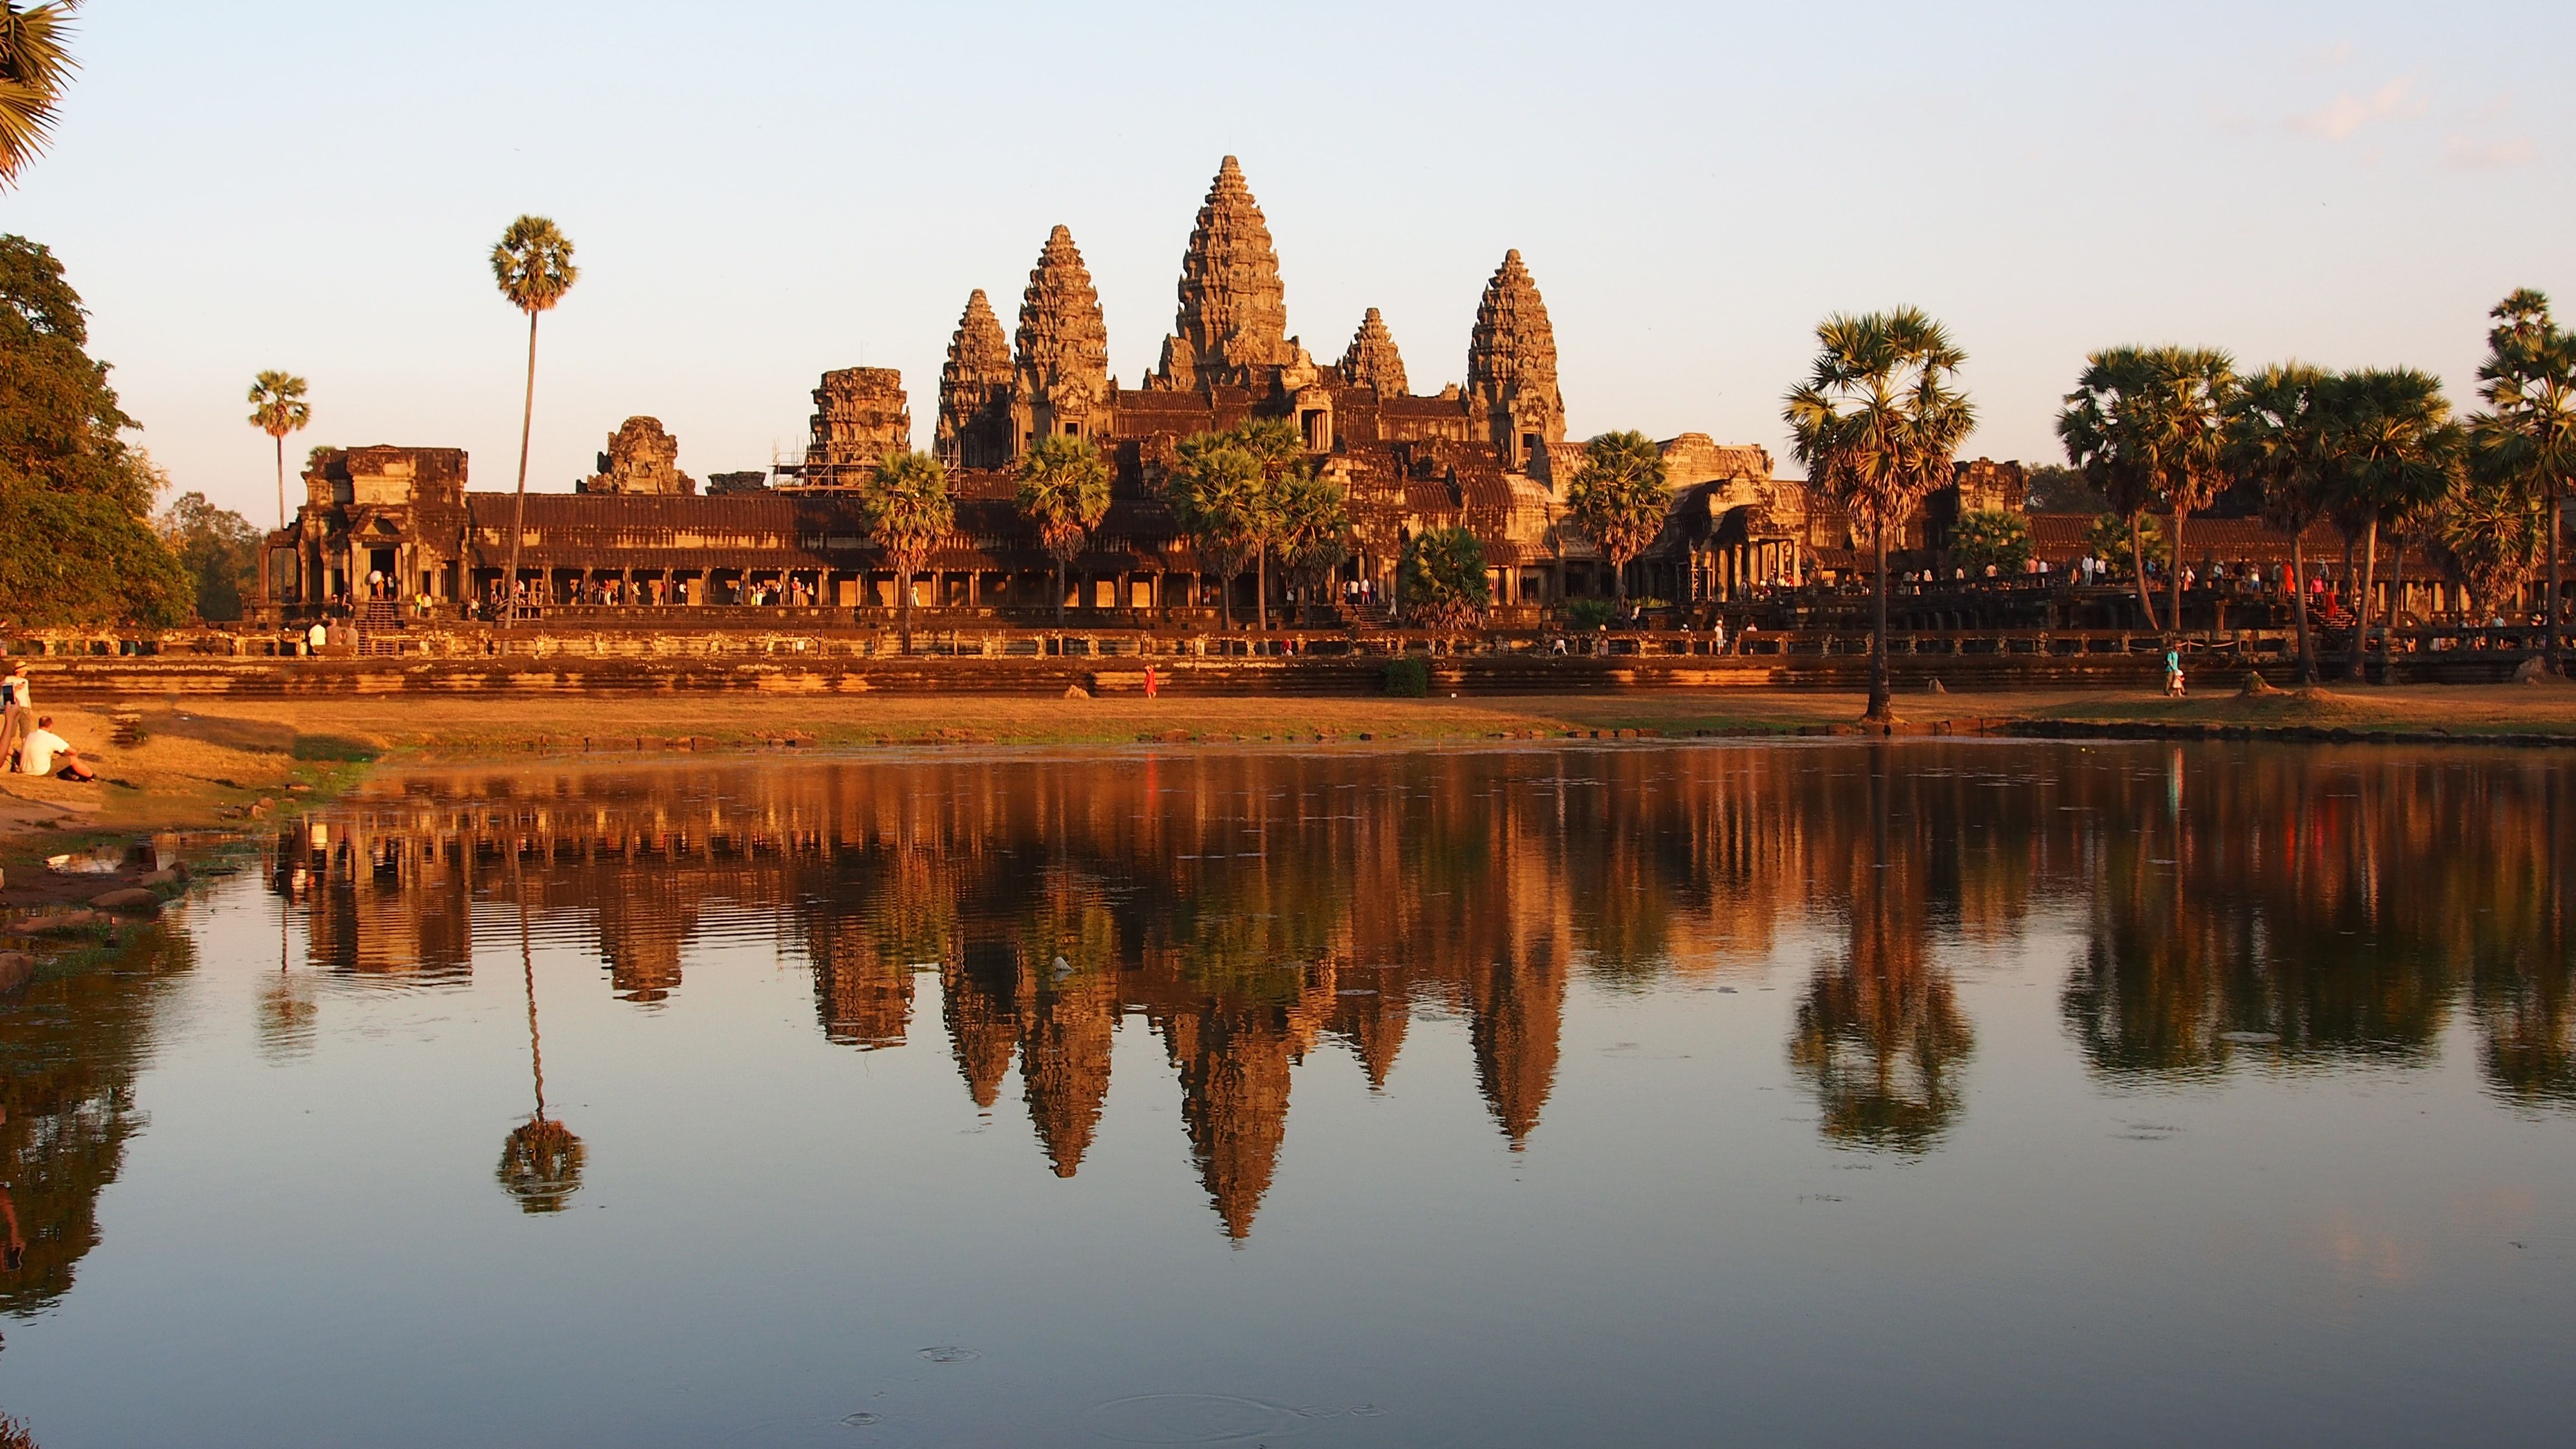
[{"xmin": 10, "ymin": 1, "xmax": 2570, "ymax": 524}]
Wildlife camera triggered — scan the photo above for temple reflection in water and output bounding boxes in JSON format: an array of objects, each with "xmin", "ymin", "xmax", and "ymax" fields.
[{"xmin": 257, "ymin": 744, "xmax": 2576, "ymax": 1238}]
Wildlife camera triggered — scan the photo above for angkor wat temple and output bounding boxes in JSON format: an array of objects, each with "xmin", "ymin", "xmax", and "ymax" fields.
[{"xmin": 262, "ymin": 158, "xmax": 1946, "ymax": 625}]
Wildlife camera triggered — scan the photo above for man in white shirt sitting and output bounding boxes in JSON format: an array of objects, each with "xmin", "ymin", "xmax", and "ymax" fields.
[{"xmin": 20, "ymin": 716, "xmax": 94, "ymax": 781}]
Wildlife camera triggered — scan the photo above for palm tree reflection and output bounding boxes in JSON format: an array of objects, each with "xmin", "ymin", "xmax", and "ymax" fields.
[
  {"xmin": 497, "ymin": 892, "xmax": 584, "ymax": 1213},
  {"xmin": 1789, "ymin": 761, "xmax": 1972, "ymax": 1153}
]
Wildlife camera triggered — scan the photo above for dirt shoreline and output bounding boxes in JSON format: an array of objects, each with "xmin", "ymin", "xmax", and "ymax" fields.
[{"xmin": 4, "ymin": 681, "xmax": 2573, "ymax": 917}]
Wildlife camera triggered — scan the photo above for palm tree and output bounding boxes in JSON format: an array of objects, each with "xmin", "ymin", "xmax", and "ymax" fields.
[
  {"xmin": 2436, "ymin": 443, "xmax": 2547, "ymax": 624},
  {"xmin": 1399, "ymin": 524, "xmax": 1490, "ymax": 632},
  {"xmin": 490, "ymin": 216, "xmax": 577, "ymax": 627},
  {"xmin": 1162, "ymin": 435, "xmax": 1269, "ymax": 631},
  {"xmin": 2231, "ymin": 363, "xmax": 2331, "ymax": 684},
  {"xmin": 1014, "ymin": 434, "xmax": 1111, "ymax": 627},
  {"xmin": 1564, "ymin": 430, "xmax": 1672, "ymax": 607},
  {"xmin": 1784, "ymin": 309, "xmax": 1977, "ymax": 722},
  {"xmin": 1271, "ymin": 471, "xmax": 1352, "ymax": 626},
  {"xmin": 2059, "ymin": 347, "xmax": 2238, "ymax": 637},
  {"xmin": 1229, "ymin": 417, "xmax": 1309, "ymax": 631},
  {"xmin": 245, "ymin": 371, "xmax": 311, "ymax": 532},
  {"xmin": 2320, "ymin": 369, "xmax": 2463, "ymax": 675},
  {"xmin": 858, "ymin": 449, "xmax": 953, "ymax": 655},
  {"xmin": 2471, "ymin": 290, "xmax": 2576, "ymax": 674},
  {"xmin": 0, "ymin": 2, "xmax": 79, "ymax": 190}
]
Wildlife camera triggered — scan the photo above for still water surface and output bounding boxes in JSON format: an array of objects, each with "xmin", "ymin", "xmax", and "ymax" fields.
[{"xmin": 3, "ymin": 741, "xmax": 2573, "ymax": 1446}]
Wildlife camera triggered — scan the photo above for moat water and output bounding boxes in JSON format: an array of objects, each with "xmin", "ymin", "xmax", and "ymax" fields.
[{"xmin": 3, "ymin": 742, "xmax": 2572, "ymax": 1446}]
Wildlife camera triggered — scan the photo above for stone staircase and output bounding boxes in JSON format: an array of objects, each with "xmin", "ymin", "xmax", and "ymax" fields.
[{"xmin": 356, "ymin": 600, "xmax": 404, "ymax": 656}]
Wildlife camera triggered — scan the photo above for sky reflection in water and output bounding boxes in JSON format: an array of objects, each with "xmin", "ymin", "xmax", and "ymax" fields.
[{"xmin": 2, "ymin": 741, "xmax": 2572, "ymax": 1447}]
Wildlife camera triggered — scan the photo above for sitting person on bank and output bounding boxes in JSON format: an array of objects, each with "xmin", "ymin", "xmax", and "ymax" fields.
[{"xmin": 20, "ymin": 717, "xmax": 95, "ymax": 781}]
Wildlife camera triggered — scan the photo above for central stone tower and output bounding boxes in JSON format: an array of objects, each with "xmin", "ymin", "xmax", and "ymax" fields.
[
  {"xmin": 1466, "ymin": 249, "xmax": 1566, "ymax": 473},
  {"xmin": 1148, "ymin": 156, "xmax": 1298, "ymax": 391}
]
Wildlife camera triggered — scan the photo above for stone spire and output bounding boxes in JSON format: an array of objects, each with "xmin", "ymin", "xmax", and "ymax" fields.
[
  {"xmin": 1011, "ymin": 225, "xmax": 1111, "ymax": 454},
  {"xmin": 1468, "ymin": 949, "xmax": 1566, "ymax": 1151},
  {"xmin": 1338, "ymin": 307, "xmax": 1408, "ymax": 395},
  {"xmin": 1465, "ymin": 249, "xmax": 1566, "ymax": 471},
  {"xmin": 1167, "ymin": 1003, "xmax": 1293, "ymax": 1240},
  {"xmin": 1020, "ymin": 972, "xmax": 1116, "ymax": 1178},
  {"xmin": 943, "ymin": 958, "xmax": 1023, "ymax": 1111},
  {"xmin": 936, "ymin": 288, "xmax": 1014, "ymax": 469},
  {"xmin": 1150, "ymin": 155, "xmax": 1295, "ymax": 391}
]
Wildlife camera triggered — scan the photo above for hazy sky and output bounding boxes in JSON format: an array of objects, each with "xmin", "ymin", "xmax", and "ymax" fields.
[{"xmin": 11, "ymin": 1, "xmax": 2571, "ymax": 526}]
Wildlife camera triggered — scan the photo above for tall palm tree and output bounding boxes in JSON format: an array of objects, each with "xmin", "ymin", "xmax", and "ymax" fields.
[
  {"xmin": 858, "ymin": 449, "xmax": 953, "ymax": 655},
  {"xmin": 1162, "ymin": 435, "xmax": 1269, "ymax": 631},
  {"xmin": 2232, "ymin": 364, "xmax": 2332, "ymax": 685},
  {"xmin": 1229, "ymin": 417, "xmax": 1309, "ymax": 631},
  {"xmin": 2471, "ymin": 290, "xmax": 2576, "ymax": 674},
  {"xmin": 1564, "ymin": 430, "xmax": 1672, "ymax": 607},
  {"xmin": 245, "ymin": 371, "xmax": 311, "ymax": 531},
  {"xmin": 1014, "ymin": 434, "xmax": 1111, "ymax": 627},
  {"xmin": 490, "ymin": 216, "xmax": 577, "ymax": 627},
  {"xmin": 2321, "ymin": 369, "xmax": 2463, "ymax": 675},
  {"xmin": 0, "ymin": 2, "xmax": 79, "ymax": 190},
  {"xmin": 1271, "ymin": 471, "xmax": 1352, "ymax": 626},
  {"xmin": 1784, "ymin": 309, "xmax": 1977, "ymax": 723},
  {"xmin": 2059, "ymin": 346, "xmax": 2238, "ymax": 636}
]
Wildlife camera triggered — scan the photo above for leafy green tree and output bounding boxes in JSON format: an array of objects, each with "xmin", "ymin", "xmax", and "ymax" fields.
[
  {"xmin": 1270, "ymin": 470, "xmax": 1351, "ymax": 626},
  {"xmin": 858, "ymin": 449, "xmax": 953, "ymax": 655},
  {"xmin": 245, "ymin": 370, "xmax": 310, "ymax": 531},
  {"xmin": 155, "ymin": 490, "xmax": 260, "ymax": 622},
  {"xmin": 0, "ymin": 234, "xmax": 187, "ymax": 628},
  {"xmin": 490, "ymin": 215, "xmax": 577, "ymax": 626},
  {"xmin": 2079, "ymin": 512, "xmax": 2167, "ymax": 578},
  {"xmin": 1564, "ymin": 430, "xmax": 1671, "ymax": 604},
  {"xmin": 1014, "ymin": 433, "xmax": 1110, "ymax": 626},
  {"xmin": 1566, "ymin": 596, "xmax": 1615, "ymax": 632},
  {"xmin": 2437, "ymin": 447, "xmax": 2546, "ymax": 623},
  {"xmin": 2230, "ymin": 364, "xmax": 2332, "ymax": 683},
  {"xmin": 2023, "ymin": 462, "xmax": 2109, "ymax": 513},
  {"xmin": 2469, "ymin": 289, "xmax": 2576, "ymax": 673},
  {"xmin": 0, "ymin": 2, "xmax": 78, "ymax": 189},
  {"xmin": 1784, "ymin": 308, "xmax": 1977, "ymax": 722},
  {"xmin": 1946, "ymin": 508, "xmax": 2032, "ymax": 578},
  {"xmin": 2318, "ymin": 368, "xmax": 2463, "ymax": 672},
  {"xmin": 1400, "ymin": 524, "xmax": 1490, "ymax": 631},
  {"xmin": 2059, "ymin": 346, "xmax": 2238, "ymax": 636},
  {"xmin": 1162, "ymin": 435, "xmax": 1270, "ymax": 630}
]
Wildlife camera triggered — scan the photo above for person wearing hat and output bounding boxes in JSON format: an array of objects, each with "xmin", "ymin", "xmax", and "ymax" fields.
[{"xmin": 0, "ymin": 661, "xmax": 31, "ymax": 771}]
